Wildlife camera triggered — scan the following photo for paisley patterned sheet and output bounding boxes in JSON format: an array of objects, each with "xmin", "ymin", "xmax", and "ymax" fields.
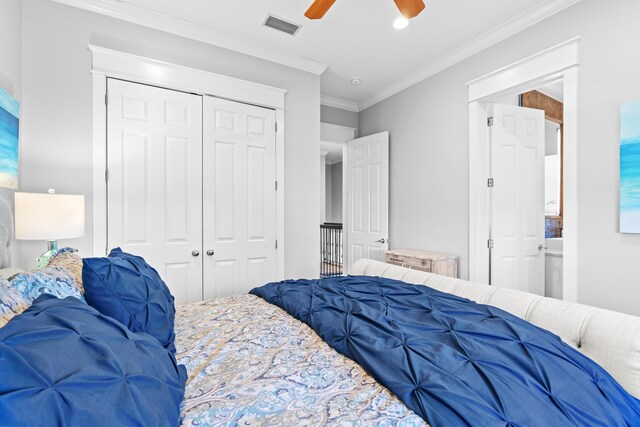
[{"xmin": 175, "ymin": 294, "xmax": 427, "ymax": 426}]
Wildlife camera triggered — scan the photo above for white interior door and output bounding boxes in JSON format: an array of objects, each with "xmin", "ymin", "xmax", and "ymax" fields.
[
  {"xmin": 107, "ymin": 78, "xmax": 203, "ymax": 303},
  {"xmin": 346, "ymin": 131, "xmax": 389, "ymax": 272},
  {"xmin": 202, "ymin": 96, "xmax": 277, "ymax": 298},
  {"xmin": 490, "ymin": 103, "xmax": 545, "ymax": 295}
]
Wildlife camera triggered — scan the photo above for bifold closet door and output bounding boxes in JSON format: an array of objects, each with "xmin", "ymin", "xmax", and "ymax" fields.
[
  {"xmin": 202, "ymin": 96, "xmax": 277, "ymax": 298},
  {"xmin": 107, "ymin": 79, "xmax": 204, "ymax": 303}
]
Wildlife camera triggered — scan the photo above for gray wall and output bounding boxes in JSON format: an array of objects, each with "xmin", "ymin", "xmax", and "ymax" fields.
[
  {"xmin": 359, "ymin": 0, "xmax": 640, "ymax": 315},
  {"xmin": 0, "ymin": 1, "xmax": 21, "ymax": 99},
  {"xmin": 321, "ymin": 105, "xmax": 358, "ymax": 130},
  {"xmin": 324, "ymin": 162, "xmax": 342, "ymax": 223},
  {"xmin": 330, "ymin": 162, "xmax": 342, "ymax": 223},
  {"xmin": 324, "ymin": 163, "xmax": 331, "ymax": 223},
  {"xmin": 0, "ymin": 0, "xmax": 22, "ymax": 266},
  {"xmin": 20, "ymin": 0, "xmax": 321, "ymax": 279}
]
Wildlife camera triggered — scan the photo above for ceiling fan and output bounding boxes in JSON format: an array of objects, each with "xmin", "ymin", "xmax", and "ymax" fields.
[{"xmin": 305, "ymin": 0, "xmax": 426, "ymax": 20}]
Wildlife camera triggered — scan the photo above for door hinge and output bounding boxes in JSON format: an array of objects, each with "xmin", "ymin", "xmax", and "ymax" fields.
[
  {"xmin": 275, "ymin": 122, "xmax": 278, "ymax": 132},
  {"xmin": 487, "ymin": 178, "xmax": 494, "ymax": 188},
  {"xmin": 275, "ymin": 240, "xmax": 278, "ymax": 250},
  {"xmin": 105, "ymin": 245, "xmax": 109, "ymax": 256},
  {"xmin": 487, "ymin": 117, "xmax": 494, "ymax": 126},
  {"xmin": 275, "ymin": 181, "xmax": 278, "ymax": 191},
  {"xmin": 105, "ymin": 93, "xmax": 109, "ymax": 105},
  {"xmin": 487, "ymin": 239, "xmax": 494, "ymax": 249},
  {"xmin": 105, "ymin": 170, "xmax": 109, "ymax": 182}
]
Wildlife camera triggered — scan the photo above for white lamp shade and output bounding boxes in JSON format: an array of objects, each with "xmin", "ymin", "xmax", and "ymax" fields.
[{"xmin": 15, "ymin": 192, "xmax": 85, "ymax": 240}]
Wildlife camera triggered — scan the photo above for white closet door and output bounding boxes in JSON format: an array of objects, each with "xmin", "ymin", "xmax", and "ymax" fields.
[
  {"xmin": 346, "ymin": 131, "xmax": 389, "ymax": 272},
  {"xmin": 107, "ymin": 79, "xmax": 203, "ymax": 303},
  {"xmin": 490, "ymin": 103, "xmax": 545, "ymax": 295},
  {"xmin": 202, "ymin": 96, "xmax": 277, "ymax": 298}
]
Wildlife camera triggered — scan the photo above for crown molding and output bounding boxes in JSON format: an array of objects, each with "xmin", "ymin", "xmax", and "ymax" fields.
[
  {"xmin": 53, "ymin": 0, "xmax": 580, "ymax": 111},
  {"xmin": 320, "ymin": 95, "xmax": 360, "ymax": 112},
  {"xmin": 52, "ymin": 0, "xmax": 329, "ymax": 75},
  {"xmin": 358, "ymin": 0, "xmax": 582, "ymax": 111}
]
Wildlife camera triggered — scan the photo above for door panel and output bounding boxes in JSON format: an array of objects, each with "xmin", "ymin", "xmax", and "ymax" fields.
[
  {"xmin": 490, "ymin": 103, "xmax": 545, "ymax": 295},
  {"xmin": 214, "ymin": 141, "xmax": 236, "ymax": 240},
  {"xmin": 347, "ymin": 132, "xmax": 389, "ymax": 272},
  {"xmin": 165, "ymin": 137, "xmax": 190, "ymax": 242},
  {"xmin": 107, "ymin": 79, "xmax": 203, "ymax": 303},
  {"xmin": 248, "ymin": 146, "xmax": 267, "ymax": 239},
  {"xmin": 121, "ymin": 132, "xmax": 149, "ymax": 244},
  {"xmin": 203, "ymin": 96, "xmax": 277, "ymax": 298}
]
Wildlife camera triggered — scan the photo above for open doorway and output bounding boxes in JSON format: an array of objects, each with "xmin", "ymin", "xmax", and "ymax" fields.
[
  {"xmin": 468, "ymin": 37, "xmax": 579, "ymax": 302},
  {"xmin": 319, "ymin": 123, "xmax": 356, "ymax": 277},
  {"xmin": 520, "ymin": 84, "xmax": 564, "ymax": 299},
  {"xmin": 320, "ymin": 141, "xmax": 344, "ymax": 276},
  {"xmin": 486, "ymin": 83, "xmax": 565, "ymax": 299}
]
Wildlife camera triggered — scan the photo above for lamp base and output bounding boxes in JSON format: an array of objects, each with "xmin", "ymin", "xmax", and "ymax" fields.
[{"xmin": 35, "ymin": 240, "xmax": 58, "ymax": 269}]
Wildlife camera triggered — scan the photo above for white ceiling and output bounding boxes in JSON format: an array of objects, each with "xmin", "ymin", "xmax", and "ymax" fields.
[{"xmin": 57, "ymin": 0, "xmax": 581, "ymax": 110}]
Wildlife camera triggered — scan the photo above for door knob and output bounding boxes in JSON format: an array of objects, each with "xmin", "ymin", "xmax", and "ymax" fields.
[
  {"xmin": 192, "ymin": 250, "xmax": 200, "ymax": 257},
  {"xmin": 206, "ymin": 249, "xmax": 214, "ymax": 256},
  {"xmin": 377, "ymin": 238, "xmax": 387, "ymax": 244},
  {"xmin": 538, "ymin": 244, "xmax": 547, "ymax": 251}
]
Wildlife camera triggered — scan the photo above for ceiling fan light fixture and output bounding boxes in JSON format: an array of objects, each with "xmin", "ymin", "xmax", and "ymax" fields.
[
  {"xmin": 394, "ymin": 0, "xmax": 426, "ymax": 19},
  {"xmin": 305, "ymin": 0, "xmax": 425, "ymax": 21},
  {"xmin": 305, "ymin": 0, "xmax": 337, "ymax": 19},
  {"xmin": 393, "ymin": 17, "xmax": 409, "ymax": 30}
]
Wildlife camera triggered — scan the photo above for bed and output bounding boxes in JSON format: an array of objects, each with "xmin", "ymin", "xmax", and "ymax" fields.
[
  {"xmin": 1, "ymin": 251, "xmax": 639, "ymax": 426},
  {"xmin": 176, "ymin": 294, "xmax": 425, "ymax": 426},
  {"xmin": 176, "ymin": 258, "xmax": 640, "ymax": 426}
]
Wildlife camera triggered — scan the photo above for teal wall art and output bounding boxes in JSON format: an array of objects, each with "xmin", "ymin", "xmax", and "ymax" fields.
[{"xmin": 0, "ymin": 87, "xmax": 19, "ymax": 189}]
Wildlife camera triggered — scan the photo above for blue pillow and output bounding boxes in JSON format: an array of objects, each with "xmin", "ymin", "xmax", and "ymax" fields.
[
  {"xmin": 11, "ymin": 267, "xmax": 85, "ymax": 304},
  {"xmin": 82, "ymin": 248, "xmax": 177, "ymax": 353},
  {"xmin": 0, "ymin": 294, "xmax": 187, "ymax": 426}
]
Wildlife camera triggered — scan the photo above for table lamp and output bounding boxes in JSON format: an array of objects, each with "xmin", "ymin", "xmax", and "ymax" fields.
[{"xmin": 15, "ymin": 190, "xmax": 85, "ymax": 267}]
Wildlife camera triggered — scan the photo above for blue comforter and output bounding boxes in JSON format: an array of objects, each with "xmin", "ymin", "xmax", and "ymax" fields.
[{"xmin": 251, "ymin": 275, "xmax": 640, "ymax": 426}]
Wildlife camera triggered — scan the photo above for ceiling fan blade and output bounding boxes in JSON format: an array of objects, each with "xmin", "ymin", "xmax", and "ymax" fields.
[
  {"xmin": 305, "ymin": 0, "xmax": 337, "ymax": 19},
  {"xmin": 394, "ymin": 0, "xmax": 425, "ymax": 18}
]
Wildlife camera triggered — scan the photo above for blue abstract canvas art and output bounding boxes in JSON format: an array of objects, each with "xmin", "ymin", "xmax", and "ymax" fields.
[
  {"xmin": 620, "ymin": 100, "xmax": 640, "ymax": 233},
  {"xmin": 0, "ymin": 87, "xmax": 19, "ymax": 189}
]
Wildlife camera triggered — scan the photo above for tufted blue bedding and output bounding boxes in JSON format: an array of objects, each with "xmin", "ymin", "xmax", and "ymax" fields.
[
  {"xmin": 0, "ymin": 295, "xmax": 186, "ymax": 426},
  {"xmin": 251, "ymin": 275, "xmax": 640, "ymax": 426}
]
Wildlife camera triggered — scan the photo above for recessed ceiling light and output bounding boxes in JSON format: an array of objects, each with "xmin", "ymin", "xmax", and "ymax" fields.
[
  {"xmin": 393, "ymin": 17, "xmax": 409, "ymax": 30},
  {"xmin": 351, "ymin": 78, "xmax": 362, "ymax": 85}
]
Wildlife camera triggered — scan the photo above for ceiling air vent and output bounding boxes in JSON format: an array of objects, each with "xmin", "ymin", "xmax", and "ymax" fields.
[{"xmin": 264, "ymin": 15, "xmax": 301, "ymax": 36}]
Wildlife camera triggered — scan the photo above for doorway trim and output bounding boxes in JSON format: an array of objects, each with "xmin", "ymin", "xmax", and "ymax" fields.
[
  {"xmin": 467, "ymin": 37, "xmax": 580, "ymax": 302},
  {"xmin": 320, "ymin": 122, "xmax": 357, "ymax": 273},
  {"xmin": 90, "ymin": 45, "xmax": 287, "ymax": 279}
]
